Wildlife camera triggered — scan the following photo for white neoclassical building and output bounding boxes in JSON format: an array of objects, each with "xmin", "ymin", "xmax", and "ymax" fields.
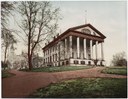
[{"xmin": 42, "ymin": 23, "xmax": 106, "ymax": 66}]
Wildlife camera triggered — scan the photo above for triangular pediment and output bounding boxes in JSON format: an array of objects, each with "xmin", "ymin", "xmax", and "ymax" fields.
[{"xmin": 69, "ymin": 24, "xmax": 106, "ymax": 38}]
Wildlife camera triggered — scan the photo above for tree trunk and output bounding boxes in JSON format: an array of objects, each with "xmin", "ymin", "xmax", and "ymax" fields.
[
  {"xmin": 28, "ymin": 34, "xmax": 33, "ymax": 70},
  {"xmin": 4, "ymin": 45, "xmax": 8, "ymax": 64},
  {"xmin": 28, "ymin": 42, "xmax": 33, "ymax": 70},
  {"xmin": 28, "ymin": 54, "xmax": 33, "ymax": 70},
  {"xmin": 28, "ymin": 17, "xmax": 32, "ymax": 70}
]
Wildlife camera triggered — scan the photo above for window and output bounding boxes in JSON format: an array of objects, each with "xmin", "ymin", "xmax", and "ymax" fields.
[
  {"xmin": 50, "ymin": 56, "xmax": 51, "ymax": 62},
  {"xmin": 100, "ymin": 62, "xmax": 103, "ymax": 66},
  {"xmin": 48, "ymin": 57, "xmax": 49, "ymax": 62},
  {"xmin": 62, "ymin": 62, "xmax": 64, "ymax": 65},
  {"xmin": 46, "ymin": 58, "xmax": 47, "ymax": 63},
  {"xmin": 44, "ymin": 59, "xmax": 45, "ymax": 63},
  {"xmin": 48, "ymin": 50, "xmax": 49, "ymax": 55},
  {"xmin": 66, "ymin": 61, "xmax": 69, "ymax": 65},
  {"xmin": 52, "ymin": 55, "xmax": 53, "ymax": 62},
  {"xmin": 88, "ymin": 54, "xmax": 91, "ymax": 59},
  {"xmin": 88, "ymin": 61, "xmax": 91, "ymax": 65},
  {"xmin": 72, "ymin": 52, "xmax": 74, "ymax": 58},
  {"xmin": 81, "ymin": 61, "xmax": 85, "ymax": 64},
  {"xmin": 56, "ymin": 54, "xmax": 57, "ymax": 61},
  {"xmin": 53, "ymin": 47, "xmax": 54, "ymax": 52},
  {"xmin": 74, "ymin": 60, "xmax": 79, "ymax": 64},
  {"xmin": 81, "ymin": 29, "xmax": 91, "ymax": 34}
]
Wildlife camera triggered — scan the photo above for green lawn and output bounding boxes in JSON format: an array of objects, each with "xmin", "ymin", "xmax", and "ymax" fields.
[
  {"xmin": 102, "ymin": 66, "xmax": 127, "ymax": 75},
  {"xmin": 21, "ymin": 66, "xmax": 92, "ymax": 72},
  {"xmin": 2, "ymin": 70, "xmax": 15, "ymax": 78},
  {"xmin": 29, "ymin": 78, "xmax": 127, "ymax": 98}
]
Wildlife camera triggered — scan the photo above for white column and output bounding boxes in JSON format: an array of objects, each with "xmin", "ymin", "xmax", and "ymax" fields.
[
  {"xmin": 95, "ymin": 41, "xmax": 98, "ymax": 60},
  {"xmin": 65, "ymin": 38, "xmax": 67, "ymax": 59},
  {"xmin": 90, "ymin": 40, "xmax": 93, "ymax": 59},
  {"xmin": 101, "ymin": 42, "xmax": 104, "ymax": 60},
  {"xmin": 84, "ymin": 39, "xmax": 86, "ymax": 58},
  {"xmin": 77, "ymin": 37, "xmax": 80, "ymax": 58},
  {"xmin": 69, "ymin": 36, "xmax": 72, "ymax": 58}
]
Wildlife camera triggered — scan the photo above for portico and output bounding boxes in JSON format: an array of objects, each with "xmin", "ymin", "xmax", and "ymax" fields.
[
  {"xmin": 42, "ymin": 23, "xmax": 106, "ymax": 66},
  {"xmin": 64, "ymin": 36, "xmax": 104, "ymax": 66}
]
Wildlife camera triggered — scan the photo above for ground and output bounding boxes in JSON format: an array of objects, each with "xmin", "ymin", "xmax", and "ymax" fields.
[{"xmin": 2, "ymin": 67, "xmax": 127, "ymax": 98}]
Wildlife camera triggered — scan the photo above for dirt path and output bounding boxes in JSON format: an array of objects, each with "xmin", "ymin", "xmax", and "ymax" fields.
[{"xmin": 2, "ymin": 67, "xmax": 127, "ymax": 98}]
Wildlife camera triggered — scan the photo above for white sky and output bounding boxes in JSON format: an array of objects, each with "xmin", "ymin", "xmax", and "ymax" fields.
[
  {"xmin": 51, "ymin": 1, "xmax": 127, "ymax": 65},
  {"xmin": 3, "ymin": 1, "xmax": 127, "ymax": 66}
]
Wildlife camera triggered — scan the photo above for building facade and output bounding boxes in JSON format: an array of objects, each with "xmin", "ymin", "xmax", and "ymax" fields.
[{"xmin": 42, "ymin": 24, "xmax": 106, "ymax": 66}]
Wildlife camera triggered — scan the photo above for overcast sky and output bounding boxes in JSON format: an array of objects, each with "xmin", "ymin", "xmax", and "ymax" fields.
[
  {"xmin": 6, "ymin": 1, "xmax": 127, "ymax": 66},
  {"xmin": 51, "ymin": 1, "xmax": 127, "ymax": 65}
]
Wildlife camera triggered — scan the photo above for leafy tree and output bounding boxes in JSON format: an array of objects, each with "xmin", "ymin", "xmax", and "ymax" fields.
[
  {"xmin": 2, "ymin": 29, "xmax": 17, "ymax": 64},
  {"xmin": 18, "ymin": 1, "xmax": 60, "ymax": 70},
  {"xmin": 111, "ymin": 52, "xmax": 127, "ymax": 66}
]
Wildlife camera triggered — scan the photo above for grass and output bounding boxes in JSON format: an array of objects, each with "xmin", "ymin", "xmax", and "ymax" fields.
[
  {"xmin": 102, "ymin": 66, "xmax": 127, "ymax": 75},
  {"xmin": 2, "ymin": 70, "xmax": 15, "ymax": 78},
  {"xmin": 29, "ymin": 78, "xmax": 127, "ymax": 98},
  {"xmin": 21, "ymin": 66, "xmax": 92, "ymax": 72}
]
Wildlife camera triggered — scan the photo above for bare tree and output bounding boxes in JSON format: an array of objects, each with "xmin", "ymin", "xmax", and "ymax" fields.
[
  {"xmin": 18, "ymin": 1, "xmax": 60, "ymax": 70},
  {"xmin": 111, "ymin": 52, "xmax": 127, "ymax": 66}
]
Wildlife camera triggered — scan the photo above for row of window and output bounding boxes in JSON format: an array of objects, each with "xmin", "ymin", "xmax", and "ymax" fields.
[
  {"xmin": 45, "ymin": 52, "xmax": 91, "ymax": 59},
  {"xmin": 44, "ymin": 60, "xmax": 91, "ymax": 65},
  {"xmin": 44, "ymin": 54, "xmax": 58, "ymax": 63},
  {"xmin": 74, "ymin": 60, "xmax": 91, "ymax": 65},
  {"xmin": 44, "ymin": 45, "xmax": 58, "ymax": 56},
  {"xmin": 44, "ymin": 60, "xmax": 103, "ymax": 66}
]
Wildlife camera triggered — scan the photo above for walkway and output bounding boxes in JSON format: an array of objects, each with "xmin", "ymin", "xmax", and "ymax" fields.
[{"xmin": 2, "ymin": 67, "xmax": 127, "ymax": 98}]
